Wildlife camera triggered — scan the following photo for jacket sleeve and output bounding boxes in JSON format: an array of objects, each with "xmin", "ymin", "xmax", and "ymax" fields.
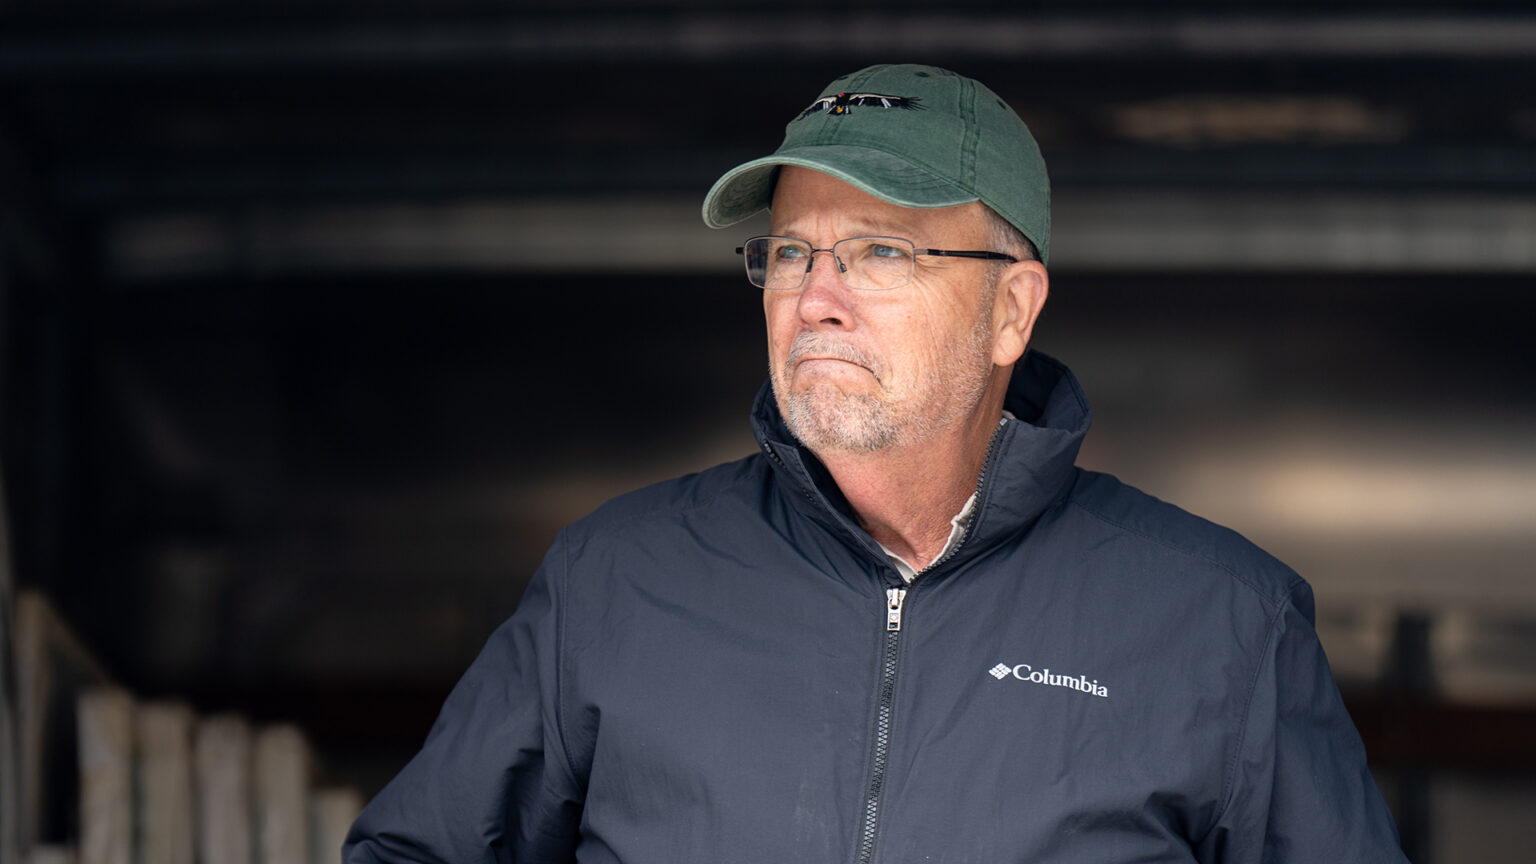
[
  {"xmin": 344, "ymin": 533, "xmax": 584, "ymax": 864},
  {"xmin": 1196, "ymin": 581, "xmax": 1409, "ymax": 863}
]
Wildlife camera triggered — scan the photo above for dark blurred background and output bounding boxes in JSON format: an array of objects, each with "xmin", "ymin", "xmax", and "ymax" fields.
[{"xmin": 2, "ymin": 2, "xmax": 1534, "ymax": 862}]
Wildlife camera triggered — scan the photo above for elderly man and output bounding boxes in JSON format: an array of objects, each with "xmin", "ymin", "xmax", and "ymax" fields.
[{"xmin": 346, "ymin": 65, "xmax": 1407, "ymax": 863}]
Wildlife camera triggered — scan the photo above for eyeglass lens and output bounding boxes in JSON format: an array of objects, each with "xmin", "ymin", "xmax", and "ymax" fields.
[{"xmin": 743, "ymin": 237, "xmax": 916, "ymax": 291}]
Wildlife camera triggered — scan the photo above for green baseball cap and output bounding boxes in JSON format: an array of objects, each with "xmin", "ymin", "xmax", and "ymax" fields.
[{"xmin": 702, "ymin": 64, "xmax": 1051, "ymax": 264}]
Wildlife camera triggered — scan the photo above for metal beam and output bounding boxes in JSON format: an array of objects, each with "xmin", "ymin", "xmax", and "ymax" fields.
[
  {"xmin": 102, "ymin": 191, "xmax": 1536, "ymax": 279},
  {"xmin": 4, "ymin": 14, "xmax": 1536, "ymax": 76}
]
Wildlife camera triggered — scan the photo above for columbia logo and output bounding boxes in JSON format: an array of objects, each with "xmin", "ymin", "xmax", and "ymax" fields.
[{"xmin": 986, "ymin": 662, "xmax": 1110, "ymax": 698}]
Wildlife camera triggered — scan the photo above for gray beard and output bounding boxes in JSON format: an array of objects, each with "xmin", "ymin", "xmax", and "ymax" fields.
[
  {"xmin": 773, "ymin": 299, "xmax": 996, "ymax": 455},
  {"xmin": 783, "ymin": 388, "xmax": 901, "ymax": 453},
  {"xmin": 775, "ymin": 331, "xmax": 903, "ymax": 453}
]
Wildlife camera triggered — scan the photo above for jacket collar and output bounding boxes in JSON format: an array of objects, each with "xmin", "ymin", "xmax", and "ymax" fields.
[{"xmin": 750, "ymin": 350, "xmax": 1092, "ymax": 579}]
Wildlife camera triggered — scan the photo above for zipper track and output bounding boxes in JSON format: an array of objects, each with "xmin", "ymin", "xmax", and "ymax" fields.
[
  {"xmin": 914, "ymin": 417, "xmax": 1008, "ymax": 579},
  {"xmin": 762, "ymin": 440, "xmax": 822, "ymax": 509},
  {"xmin": 855, "ymin": 589, "xmax": 905, "ymax": 864},
  {"xmin": 851, "ymin": 419, "xmax": 1007, "ymax": 863}
]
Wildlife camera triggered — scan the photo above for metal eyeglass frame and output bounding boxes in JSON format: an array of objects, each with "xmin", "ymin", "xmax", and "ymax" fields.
[{"xmin": 735, "ymin": 235, "xmax": 1018, "ymax": 291}]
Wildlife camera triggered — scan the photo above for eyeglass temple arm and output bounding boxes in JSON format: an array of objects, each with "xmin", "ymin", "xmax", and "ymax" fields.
[{"xmin": 913, "ymin": 249, "xmax": 1018, "ymax": 262}]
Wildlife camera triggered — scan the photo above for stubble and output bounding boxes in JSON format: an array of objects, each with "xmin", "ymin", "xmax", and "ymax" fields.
[{"xmin": 773, "ymin": 286, "xmax": 997, "ymax": 454}]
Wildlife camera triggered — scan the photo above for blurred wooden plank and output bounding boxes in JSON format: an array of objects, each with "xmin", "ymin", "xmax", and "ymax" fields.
[
  {"xmin": 195, "ymin": 715, "xmax": 253, "ymax": 864},
  {"xmin": 254, "ymin": 725, "xmax": 311, "ymax": 864},
  {"xmin": 14, "ymin": 591, "xmax": 111, "ymax": 853},
  {"xmin": 77, "ymin": 688, "xmax": 133, "ymax": 864},
  {"xmin": 25, "ymin": 846, "xmax": 76, "ymax": 864},
  {"xmin": 136, "ymin": 702, "xmax": 194, "ymax": 864},
  {"xmin": 309, "ymin": 787, "xmax": 363, "ymax": 864}
]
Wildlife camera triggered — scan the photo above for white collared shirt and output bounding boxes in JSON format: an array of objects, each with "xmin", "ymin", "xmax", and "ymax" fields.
[
  {"xmin": 877, "ymin": 411, "xmax": 1013, "ymax": 582},
  {"xmin": 880, "ymin": 491, "xmax": 978, "ymax": 583}
]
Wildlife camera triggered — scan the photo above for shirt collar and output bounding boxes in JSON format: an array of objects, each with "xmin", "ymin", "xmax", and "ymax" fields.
[{"xmin": 877, "ymin": 409, "xmax": 1014, "ymax": 582}]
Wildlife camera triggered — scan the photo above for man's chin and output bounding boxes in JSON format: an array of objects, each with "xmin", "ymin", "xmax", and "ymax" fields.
[{"xmin": 782, "ymin": 393, "xmax": 896, "ymax": 454}]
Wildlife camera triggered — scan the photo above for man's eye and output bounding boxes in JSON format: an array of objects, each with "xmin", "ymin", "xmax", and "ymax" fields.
[
  {"xmin": 871, "ymin": 244, "xmax": 907, "ymax": 259},
  {"xmin": 776, "ymin": 245, "xmax": 807, "ymax": 259}
]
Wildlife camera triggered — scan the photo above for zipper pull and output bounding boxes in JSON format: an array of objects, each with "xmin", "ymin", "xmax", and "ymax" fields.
[{"xmin": 886, "ymin": 587, "xmax": 907, "ymax": 632}]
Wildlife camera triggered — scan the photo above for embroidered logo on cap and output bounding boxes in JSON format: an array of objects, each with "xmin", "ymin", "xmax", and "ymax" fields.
[{"xmin": 796, "ymin": 92, "xmax": 923, "ymax": 119}]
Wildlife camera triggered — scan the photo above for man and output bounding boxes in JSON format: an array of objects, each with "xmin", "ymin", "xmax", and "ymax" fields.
[{"xmin": 346, "ymin": 65, "xmax": 1408, "ymax": 863}]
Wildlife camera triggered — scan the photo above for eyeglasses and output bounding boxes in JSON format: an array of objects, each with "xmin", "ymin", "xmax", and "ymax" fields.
[{"xmin": 736, "ymin": 235, "xmax": 1017, "ymax": 292}]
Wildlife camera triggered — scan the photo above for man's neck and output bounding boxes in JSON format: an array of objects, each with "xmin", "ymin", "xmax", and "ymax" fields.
[{"xmin": 817, "ymin": 405, "xmax": 1003, "ymax": 572}]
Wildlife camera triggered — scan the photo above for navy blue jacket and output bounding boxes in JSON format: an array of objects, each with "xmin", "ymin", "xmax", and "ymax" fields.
[{"xmin": 345, "ymin": 351, "xmax": 1407, "ymax": 863}]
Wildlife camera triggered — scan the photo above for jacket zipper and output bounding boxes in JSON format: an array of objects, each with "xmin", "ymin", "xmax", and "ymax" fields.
[
  {"xmin": 855, "ymin": 586, "xmax": 907, "ymax": 864},
  {"xmin": 768, "ymin": 434, "xmax": 914, "ymax": 863},
  {"xmin": 852, "ymin": 419, "xmax": 1006, "ymax": 862}
]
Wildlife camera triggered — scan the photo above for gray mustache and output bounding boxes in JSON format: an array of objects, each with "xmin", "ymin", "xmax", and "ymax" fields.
[{"xmin": 787, "ymin": 334, "xmax": 882, "ymax": 378}]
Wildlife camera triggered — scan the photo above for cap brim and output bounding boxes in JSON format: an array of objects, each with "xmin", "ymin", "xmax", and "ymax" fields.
[{"xmin": 701, "ymin": 145, "xmax": 978, "ymax": 229}]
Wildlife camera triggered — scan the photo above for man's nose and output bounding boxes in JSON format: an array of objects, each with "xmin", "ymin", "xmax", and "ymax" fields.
[
  {"xmin": 796, "ymin": 248, "xmax": 855, "ymax": 328},
  {"xmin": 801, "ymin": 247, "xmax": 846, "ymax": 290}
]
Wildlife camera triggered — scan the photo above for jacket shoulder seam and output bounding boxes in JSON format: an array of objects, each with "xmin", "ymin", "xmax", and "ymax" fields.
[
  {"xmin": 1204, "ymin": 586, "xmax": 1296, "ymax": 840},
  {"xmin": 1064, "ymin": 497, "xmax": 1291, "ymax": 607}
]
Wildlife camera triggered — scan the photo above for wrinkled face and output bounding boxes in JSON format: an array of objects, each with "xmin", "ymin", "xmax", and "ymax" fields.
[{"xmin": 764, "ymin": 167, "xmax": 1001, "ymax": 454}]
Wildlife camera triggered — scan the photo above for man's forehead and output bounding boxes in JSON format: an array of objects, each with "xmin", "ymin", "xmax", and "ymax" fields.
[
  {"xmin": 771, "ymin": 208, "xmax": 925, "ymax": 237},
  {"xmin": 769, "ymin": 167, "xmax": 984, "ymax": 237}
]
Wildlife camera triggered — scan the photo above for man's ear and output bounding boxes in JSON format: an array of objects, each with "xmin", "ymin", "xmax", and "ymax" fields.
[{"xmin": 992, "ymin": 260, "xmax": 1049, "ymax": 367}]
